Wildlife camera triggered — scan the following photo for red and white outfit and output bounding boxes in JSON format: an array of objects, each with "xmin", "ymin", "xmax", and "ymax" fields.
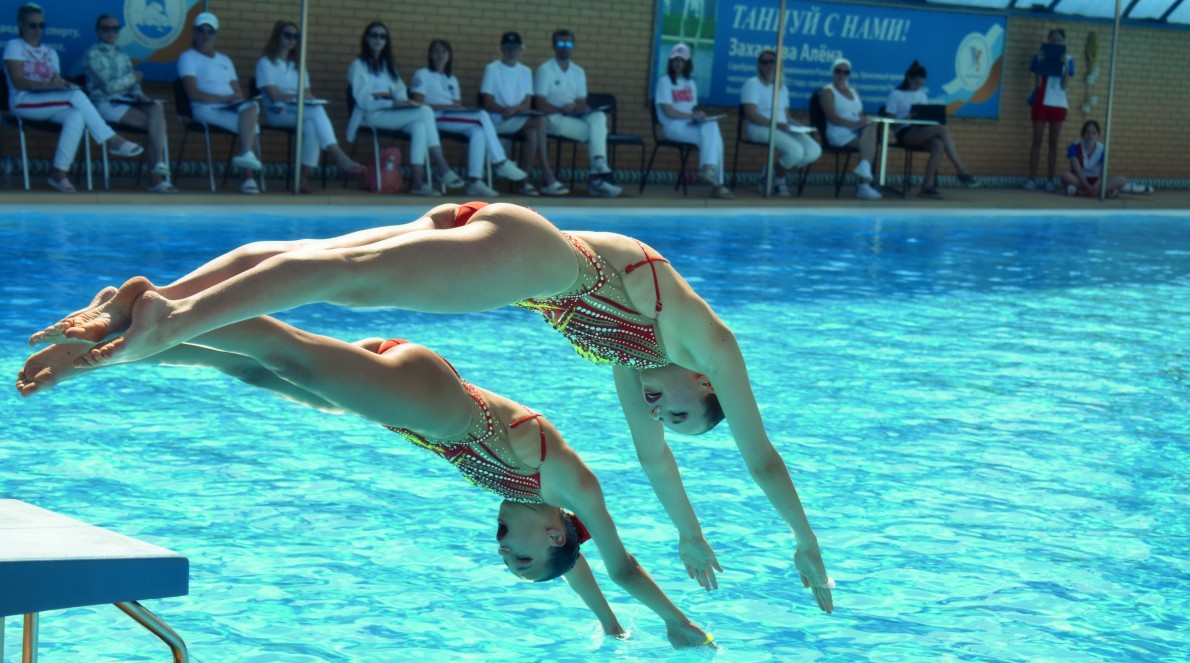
[
  {"xmin": 255, "ymin": 56, "xmax": 343, "ymax": 168},
  {"xmin": 534, "ymin": 58, "xmax": 608, "ymax": 167},
  {"xmin": 177, "ymin": 48, "xmax": 259, "ymax": 134},
  {"xmin": 480, "ymin": 59, "xmax": 533, "ymax": 136},
  {"xmin": 655, "ymin": 75, "xmax": 724, "ymax": 184},
  {"xmin": 4, "ymin": 38, "xmax": 116, "ymax": 171},
  {"xmin": 1066, "ymin": 140, "xmax": 1103, "ymax": 185},
  {"xmin": 411, "ymin": 67, "xmax": 508, "ymax": 179},
  {"xmin": 740, "ymin": 75, "xmax": 821, "ymax": 168},
  {"xmin": 1029, "ymin": 54, "xmax": 1073, "ymax": 123},
  {"xmin": 346, "ymin": 59, "xmax": 440, "ymax": 167}
]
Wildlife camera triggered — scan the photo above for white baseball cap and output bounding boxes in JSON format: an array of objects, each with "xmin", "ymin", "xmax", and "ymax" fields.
[{"xmin": 194, "ymin": 12, "xmax": 218, "ymax": 30}]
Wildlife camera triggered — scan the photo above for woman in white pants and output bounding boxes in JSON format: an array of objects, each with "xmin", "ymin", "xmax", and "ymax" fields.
[
  {"xmin": 346, "ymin": 22, "xmax": 463, "ymax": 196},
  {"xmin": 4, "ymin": 3, "xmax": 142, "ymax": 192},
  {"xmin": 411, "ymin": 39, "xmax": 526, "ymax": 198},
  {"xmin": 654, "ymin": 43, "xmax": 730, "ymax": 199},
  {"xmin": 177, "ymin": 12, "xmax": 262, "ymax": 194},
  {"xmin": 256, "ymin": 21, "xmax": 363, "ymax": 193},
  {"xmin": 739, "ymin": 50, "xmax": 821, "ymax": 197}
]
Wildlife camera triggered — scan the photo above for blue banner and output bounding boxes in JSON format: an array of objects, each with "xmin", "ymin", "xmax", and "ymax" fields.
[
  {"xmin": 1, "ymin": 0, "xmax": 205, "ymax": 82},
  {"xmin": 653, "ymin": 1, "xmax": 1006, "ymax": 118}
]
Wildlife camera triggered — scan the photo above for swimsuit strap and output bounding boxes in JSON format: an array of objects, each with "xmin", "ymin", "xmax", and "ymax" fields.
[
  {"xmin": 509, "ymin": 408, "xmax": 547, "ymax": 463},
  {"xmin": 623, "ymin": 240, "xmax": 669, "ymax": 313}
]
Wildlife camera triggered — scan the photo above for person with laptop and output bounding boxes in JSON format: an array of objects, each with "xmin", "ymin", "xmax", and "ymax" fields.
[
  {"xmin": 883, "ymin": 60, "xmax": 978, "ymax": 199},
  {"xmin": 1024, "ymin": 29, "xmax": 1074, "ymax": 192}
]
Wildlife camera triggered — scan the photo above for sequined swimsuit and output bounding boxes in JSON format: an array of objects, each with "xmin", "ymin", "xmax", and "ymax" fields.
[
  {"xmin": 376, "ymin": 339, "xmax": 547, "ymax": 504},
  {"xmin": 453, "ymin": 202, "xmax": 672, "ymax": 370}
]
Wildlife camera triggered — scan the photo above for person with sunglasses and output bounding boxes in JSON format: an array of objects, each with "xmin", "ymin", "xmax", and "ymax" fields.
[
  {"xmin": 819, "ymin": 58, "xmax": 881, "ymax": 201},
  {"xmin": 480, "ymin": 31, "xmax": 569, "ymax": 197},
  {"xmin": 30, "ymin": 201, "xmax": 835, "ymax": 615},
  {"xmin": 533, "ymin": 29, "xmax": 622, "ymax": 198},
  {"xmin": 17, "ymin": 302, "xmax": 713, "ymax": 649},
  {"xmin": 347, "ymin": 22, "xmax": 465, "ymax": 196},
  {"xmin": 255, "ymin": 21, "xmax": 364, "ymax": 194},
  {"xmin": 83, "ymin": 13, "xmax": 175, "ymax": 192},
  {"xmin": 739, "ymin": 49, "xmax": 821, "ymax": 197},
  {"xmin": 177, "ymin": 12, "xmax": 263, "ymax": 194},
  {"xmin": 410, "ymin": 38, "xmax": 528, "ymax": 198},
  {"xmin": 4, "ymin": 2, "xmax": 143, "ymax": 193}
]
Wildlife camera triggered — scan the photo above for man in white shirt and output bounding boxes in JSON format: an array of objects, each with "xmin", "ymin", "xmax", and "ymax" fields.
[
  {"xmin": 481, "ymin": 31, "xmax": 567, "ymax": 196},
  {"xmin": 534, "ymin": 29, "xmax": 620, "ymax": 197}
]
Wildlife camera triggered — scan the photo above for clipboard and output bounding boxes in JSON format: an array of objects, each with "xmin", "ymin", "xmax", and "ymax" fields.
[
  {"xmin": 690, "ymin": 114, "xmax": 725, "ymax": 124},
  {"xmin": 1038, "ymin": 43, "xmax": 1067, "ymax": 77}
]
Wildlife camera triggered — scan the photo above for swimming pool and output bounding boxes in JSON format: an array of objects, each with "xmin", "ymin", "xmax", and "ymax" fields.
[{"xmin": 2, "ymin": 205, "xmax": 1187, "ymax": 661}]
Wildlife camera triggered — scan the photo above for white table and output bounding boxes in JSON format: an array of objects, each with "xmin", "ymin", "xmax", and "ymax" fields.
[
  {"xmin": 0, "ymin": 500, "xmax": 189, "ymax": 662},
  {"xmin": 868, "ymin": 116, "xmax": 940, "ymax": 188}
]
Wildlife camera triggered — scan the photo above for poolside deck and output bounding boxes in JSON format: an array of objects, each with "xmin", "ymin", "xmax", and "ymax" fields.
[{"xmin": 1, "ymin": 178, "xmax": 1186, "ymax": 211}]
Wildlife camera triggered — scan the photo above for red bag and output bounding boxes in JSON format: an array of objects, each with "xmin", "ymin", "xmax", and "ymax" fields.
[{"xmin": 360, "ymin": 147, "xmax": 403, "ymax": 193}]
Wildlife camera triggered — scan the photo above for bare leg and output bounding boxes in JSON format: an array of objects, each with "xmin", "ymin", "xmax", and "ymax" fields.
[
  {"xmin": 1028, "ymin": 121, "xmax": 1044, "ymax": 180},
  {"xmin": 28, "ymin": 209, "xmax": 469, "ymax": 346},
  {"xmin": 1104, "ymin": 176, "xmax": 1127, "ymax": 196},
  {"xmin": 1046, "ymin": 121, "xmax": 1063, "ymax": 182},
  {"xmin": 326, "ymin": 143, "xmax": 364, "ymax": 174},
  {"xmin": 88, "ymin": 203, "xmax": 579, "ymax": 365},
  {"xmin": 857, "ymin": 125, "xmax": 877, "ymax": 164},
  {"xmin": 922, "ymin": 137, "xmax": 943, "ymax": 190}
]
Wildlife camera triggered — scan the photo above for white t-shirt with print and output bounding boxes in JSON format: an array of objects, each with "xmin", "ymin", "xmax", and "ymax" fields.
[
  {"xmin": 3, "ymin": 38, "xmax": 59, "ymax": 108},
  {"xmin": 655, "ymin": 75, "xmax": 698, "ymax": 129}
]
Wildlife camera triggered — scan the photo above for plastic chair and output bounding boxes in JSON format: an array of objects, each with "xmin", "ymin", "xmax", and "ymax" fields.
[
  {"xmin": 345, "ymin": 85, "xmax": 430, "ymax": 192},
  {"xmin": 252, "ymin": 78, "xmax": 327, "ymax": 190},
  {"xmin": 731, "ymin": 103, "xmax": 810, "ymax": 196}
]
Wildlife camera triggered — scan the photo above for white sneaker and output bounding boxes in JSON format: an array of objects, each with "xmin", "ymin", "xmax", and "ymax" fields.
[
  {"xmin": 588, "ymin": 178, "xmax": 622, "ymax": 198},
  {"xmin": 495, "ymin": 160, "xmax": 528, "ymax": 181},
  {"xmin": 1065, "ymin": 184, "xmax": 1077, "ymax": 196},
  {"xmin": 590, "ymin": 157, "xmax": 613, "ymax": 176},
  {"xmin": 698, "ymin": 164, "xmax": 717, "ymax": 185},
  {"xmin": 518, "ymin": 182, "xmax": 540, "ymax": 196},
  {"xmin": 150, "ymin": 162, "xmax": 170, "ymax": 177},
  {"xmin": 438, "ymin": 169, "xmax": 466, "ymax": 189},
  {"xmin": 1023, "ymin": 179, "xmax": 1038, "ymax": 191},
  {"xmin": 1123, "ymin": 181, "xmax": 1153, "ymax": 194},
  {"xmin": 856, "ymin": 182, "xmax": 882, "ymax": 200},
  {"xmin": 540, "ymin": 180, "xmax": 570, "ymax": 196},
  {"xmin": 408, "ymin": 183, "xmax": 441, "ymax": 197},
  {"xmin": 1044, "ymin": 179, "xmax": 1056, "ymax": 193},
  {"xmin": 240, "ymin": 178, "xmax": 260, "ymax": 194},
  {"xmin": 773, "ymin": 180, "xmax": 790, "ymax": 197},
  {"xmin": 466, "ymin": 180, "xmax": 499, "ymax": 197},
  {"xmin": 232, "ymin": 152, "xmax": 262, "ymax": 171},
  {"xmin": 852, "ymin": 160, "xmax": 873, "ymax": 182}
]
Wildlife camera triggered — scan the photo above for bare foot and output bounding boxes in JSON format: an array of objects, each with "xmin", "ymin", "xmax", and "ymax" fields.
[
  {"xmin": 79, "ymin": 289, "xmax": 178, "ymax": 367},
  {"xmin": 30, "ymin": 277, "xmax": 154, "ymax": 346},
  {"xmin": 16, "ymin": 344, "xmax": 101, "ymax": 396}
]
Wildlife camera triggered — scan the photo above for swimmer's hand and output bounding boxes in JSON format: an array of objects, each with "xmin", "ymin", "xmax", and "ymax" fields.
[
  {"xmin": 795, "ymin": 544, "xmax": 835, "ymax": 614},
  {"xmin": 679, "ymin": 535, "xmax": 723, "ymax": 591},
  {"xmin": 666, "ymin": 620, "xmax": 716, "ymax": 649}
]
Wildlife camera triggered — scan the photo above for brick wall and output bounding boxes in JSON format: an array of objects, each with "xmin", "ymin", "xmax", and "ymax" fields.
[{"xmin": 6, "ymin": 2, "xmax": 1186, "ymax": 183}]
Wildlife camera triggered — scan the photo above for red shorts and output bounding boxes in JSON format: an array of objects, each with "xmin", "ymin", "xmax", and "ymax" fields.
[
  {"xmin": 1086, "ymin": 176, "xmax": 1099, "ymax": 187},
  {"xmin": 1031, "ymin": 100, "xmax": 1067, "ymax": 123}
]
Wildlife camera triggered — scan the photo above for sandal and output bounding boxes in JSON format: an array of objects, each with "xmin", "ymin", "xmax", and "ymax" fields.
[
  {"xmin": 47, "ymin": 176, "xmax": 76, "ymax": 193},
  {"xmin": 110, "ymin": 141, "xmax": 144, "ymax": 158}
]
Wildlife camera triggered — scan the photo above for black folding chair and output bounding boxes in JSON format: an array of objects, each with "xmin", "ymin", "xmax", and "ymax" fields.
[
  {"xmin": 643, "ymin": 103, "xmax": 695, "ymax": 195},
  {"xmin": 808, "ymin": 89, "xmax": 858, "ymax": 198},
  {"xmin": 0, "ymin": 69, "xmax": 94, "ymax": 190},
  {"xmin": 173, "ymin": 78, "xmax": 260, "ymax": 192},
  {"xmin": 587, "ymin": 92, "xmax": 644, "ymax": 189}
]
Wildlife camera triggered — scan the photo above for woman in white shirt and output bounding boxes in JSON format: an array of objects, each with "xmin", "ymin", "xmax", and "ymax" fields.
[
  {"xmin": 739, "ymin": 49, "xmax": 821, "ymax": 197},
  {"xmin": 656, "ymin": 43, "xmax": 731, "ymax": 199},
  {"xmin": 177, "ymin": 12, "xmax": 262, "ymax": 194},
  {"xmin": 819, "ymin": 58, "xmax": 880, "ymax": 201},
  {"xmin": 4, "ymin": 2, "xmax": 142, "ymax": 193},
  {"xmin": 411, "ymin": 39, "xmax": 527, "ymax": 198},
  {"xmin": 883, "ymin": 60, "xmax": 977, "ymax": 199},
  {"xmin": 256, "ymin": 21, "xmax": 363, "ymax": 193},
  {"xmin": 346, "ymin": 22, "xmax": 463, "ymax": 196}
]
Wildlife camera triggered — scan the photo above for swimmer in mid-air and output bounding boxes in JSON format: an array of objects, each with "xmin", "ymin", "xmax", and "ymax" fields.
[
  {"xmin": 29, "ymin": 202, "xmax": 833, "ymax": 611},
  {"xmin": 19, "ymin": 302, "xmax": 712, "ymax": 647}
]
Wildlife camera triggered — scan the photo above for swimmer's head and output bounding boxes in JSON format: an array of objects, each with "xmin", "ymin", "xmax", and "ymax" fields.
[
  {"xmin": 497, "ymin": 501, "xmax": 582, "ymax": 582},
  {"xmin": 639, "ymin": 364, "xmax": 722, "ymax": 435}
]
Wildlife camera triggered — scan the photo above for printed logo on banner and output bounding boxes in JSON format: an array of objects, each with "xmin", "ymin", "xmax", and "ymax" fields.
[
  {"xmin": 125, "ymin": 0, "xmax": 186, "ymax": 50},
  {"xmin": 953, "ymin": 28, "xmax": 996, "ymax": 93}
]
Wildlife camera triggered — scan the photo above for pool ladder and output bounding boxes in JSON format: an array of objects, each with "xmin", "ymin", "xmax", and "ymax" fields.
[{"xmin": 1, "ymin": 601, "xmax": 188, "ymax": 663}]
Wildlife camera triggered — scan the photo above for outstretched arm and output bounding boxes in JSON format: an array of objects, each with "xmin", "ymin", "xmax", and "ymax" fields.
[
  {"xmin": 562, "ymin": 553, "xmax": 625, "ymax": 636},
  {"xmin": 669, "ymin": 293, "xmax": 834, "ymax": 613},
  {"xmin": 540, "ymin": 444, "xmax": 712, "ymax": 649},
  {"xmin": 613, "ymin": 366, "xmax": 722, "ymax": 591}
]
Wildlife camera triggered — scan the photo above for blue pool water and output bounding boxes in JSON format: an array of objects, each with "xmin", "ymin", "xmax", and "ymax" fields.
[{"xmin": 1, "ymin": 206, "xmax": 1188, "ymax": 661}]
